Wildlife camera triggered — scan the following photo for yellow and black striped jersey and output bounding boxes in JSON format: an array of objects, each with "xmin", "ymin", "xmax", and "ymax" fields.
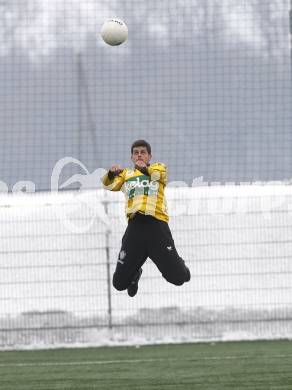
[{"xmin": 102, "ymin": 162, "xmax": 169, "ymax": 222}]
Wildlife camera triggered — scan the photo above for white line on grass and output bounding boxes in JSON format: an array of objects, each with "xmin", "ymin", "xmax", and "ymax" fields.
[{"xmin": 0, "ymin": 355, "xmax": 291, "ymax": 368}]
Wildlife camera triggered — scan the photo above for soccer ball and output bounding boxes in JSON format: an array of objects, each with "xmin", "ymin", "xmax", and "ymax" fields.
[{"xmin": 101, "ymin": 19, "xmax": 128, "ymax": 46}]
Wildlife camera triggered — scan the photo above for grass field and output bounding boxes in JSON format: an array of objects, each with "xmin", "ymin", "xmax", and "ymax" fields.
[{"xmin": 0, "ymin": 340, "xmax": 291, "ymax": 389}]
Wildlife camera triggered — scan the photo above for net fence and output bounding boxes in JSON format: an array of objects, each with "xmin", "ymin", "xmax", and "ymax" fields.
[
  {"xmin": 0, "ymin": 0, "xmax": 291, "ymax": 189},
  {"xmin": 0, "ymin": 0, "xmax": 291, "ymax": 348},
  {"xmin": 0, "ymin": 187, "xmax": 292, "ymax": 348}
]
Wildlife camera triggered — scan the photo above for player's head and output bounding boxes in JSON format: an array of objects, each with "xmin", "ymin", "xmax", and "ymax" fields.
[{"xmin": 131, "ymin": 139, "xmax": 152, "ymax": 166}]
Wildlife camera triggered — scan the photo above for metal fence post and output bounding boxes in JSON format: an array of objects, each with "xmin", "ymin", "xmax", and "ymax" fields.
[{"xmin": 103, "ymin": 197, "xmax": 113, "ymax": 329}]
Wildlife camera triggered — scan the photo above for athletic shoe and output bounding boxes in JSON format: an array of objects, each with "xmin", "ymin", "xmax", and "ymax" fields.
[
  {"xmin": 185, "ymin": 266, "xmax": 191, "ymax": 282},
  {"xmin": 127, "ymin": 268, "xmax": 143, "ymax": 297}
]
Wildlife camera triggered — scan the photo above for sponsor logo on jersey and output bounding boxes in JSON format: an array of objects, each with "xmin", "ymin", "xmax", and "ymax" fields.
[{"xmin": 123, "ymin": 175, "xmax": 159, "ymax": 199}]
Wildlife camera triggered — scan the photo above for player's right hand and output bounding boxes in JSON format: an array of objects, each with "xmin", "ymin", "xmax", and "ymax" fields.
[{"xmin": 109, "ymin": 164, "xmax": 123, "ymax": 174}]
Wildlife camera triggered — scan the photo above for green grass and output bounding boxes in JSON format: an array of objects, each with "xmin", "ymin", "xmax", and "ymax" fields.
[{"xmin": 0, "ymin": 340, "xmax": 291, "ymax": 389}]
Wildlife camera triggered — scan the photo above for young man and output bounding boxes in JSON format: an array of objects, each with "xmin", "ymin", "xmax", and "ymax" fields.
[{"xmin": 102, "ymin": 140, "xmax": 191, "ymax": 297}]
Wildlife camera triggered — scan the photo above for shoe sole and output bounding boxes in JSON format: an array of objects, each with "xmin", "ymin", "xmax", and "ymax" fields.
[{"xmin": 127, "ymin": 269, "xmax": 143, "ymax": 297}]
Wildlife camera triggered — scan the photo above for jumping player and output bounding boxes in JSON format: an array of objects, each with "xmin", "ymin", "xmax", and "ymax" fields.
[{"xmin": 102, "ymin": 139, "xmax": 191, "ymax": 297}]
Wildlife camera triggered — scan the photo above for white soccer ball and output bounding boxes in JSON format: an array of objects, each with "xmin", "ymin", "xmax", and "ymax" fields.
[{"xmin": 101, "ymin": 19, "xmax": 128, "ymax": 46}]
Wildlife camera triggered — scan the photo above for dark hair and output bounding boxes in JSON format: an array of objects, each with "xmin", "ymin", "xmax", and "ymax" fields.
[{"xmin": 131, "ymin": 139, "xmax": 151, "ymax": 155}]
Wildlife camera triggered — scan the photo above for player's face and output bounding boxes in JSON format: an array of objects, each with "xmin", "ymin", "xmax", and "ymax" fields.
[{"xmin": 131, "ymin": 147, "xmax": 152, "ymax": 165}]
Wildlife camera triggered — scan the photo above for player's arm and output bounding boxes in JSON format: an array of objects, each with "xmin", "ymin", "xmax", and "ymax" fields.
[
  {"xmin": 147, "ymin": 162, "xmax": 167, "ymax": 185},
  {"xmin": 134, "ymin": 161, "xmax": 167, "ymax": 185},
  {"xmin": 102, "ymin": 164, "xmax": 125, "ymax": 191}
]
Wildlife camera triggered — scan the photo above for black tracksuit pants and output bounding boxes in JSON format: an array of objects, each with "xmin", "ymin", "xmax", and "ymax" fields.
[{"xmin": 113, "ymin": 213, "xmax": 190, "ymax": 291}]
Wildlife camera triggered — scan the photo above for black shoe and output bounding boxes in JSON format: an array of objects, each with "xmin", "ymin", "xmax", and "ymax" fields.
[
  {"xmin": 127, "ymin": 268, "xmax": 143, "ymax": 297},
  {"xmin": 185, "ymin": 266, "xmax": 191, "ymax": 282}
]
